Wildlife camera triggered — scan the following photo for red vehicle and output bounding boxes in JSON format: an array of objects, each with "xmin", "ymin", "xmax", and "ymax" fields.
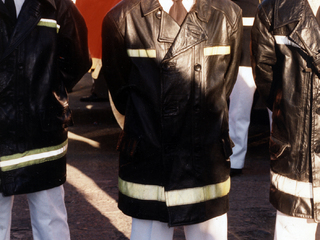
[{"xmin": 76, "ymin": 0, "xmax": 121, "ymax": 59}]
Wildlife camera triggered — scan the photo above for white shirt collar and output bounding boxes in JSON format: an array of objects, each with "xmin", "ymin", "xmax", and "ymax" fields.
[
  {"xmin": 2, "ymin": 0, "xmax": 25, "ymax": 16},
  {"xmin": 158, "ymin": 0, "xmax": 196, "ymax": 13},
  {"xmin": 308, "ymin": 0, "xmax": 320, "ymax": 16}
]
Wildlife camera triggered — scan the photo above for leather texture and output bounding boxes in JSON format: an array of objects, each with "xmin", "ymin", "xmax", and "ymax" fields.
[
  {"xmin": 0, "ymin": 0, "xmax": 91, "ymax": 195},
  {"xmin": 103, "ymin": 0, "xmax": 242, "ymax": 226},
  {"xmin": 252, "ymin": 0, "xmax": 320, "ymax": 222}
]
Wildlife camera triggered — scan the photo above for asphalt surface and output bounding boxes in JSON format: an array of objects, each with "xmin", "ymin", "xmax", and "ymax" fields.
[{"xmin": 9, "ymin": 73, "xmax": 320, "ymax": 239}]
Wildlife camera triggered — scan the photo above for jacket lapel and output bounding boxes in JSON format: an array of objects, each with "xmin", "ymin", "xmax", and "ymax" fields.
[
  {"xmin": 163, "ymin": 11, "xmax": 207, "ymax": 61},
  {"xmin": 141, "ymin": 0, "xmax": 181, "ymax": 43},
  {"xmin": 158, "ymin": 11, "xmax": 180, "ymax": 43},
  {"xmin": 289, "ymin": 17, "xmax": 320, "ymax": 59},
  {"xmin": 1, "ymin": 0, "xmax": 44, "ymax": 61},
  {"xmin": 275, "ymin": 0, "xmax": 320, "ymax": 58},
  {"xmin": 141, "ymin": 0, "xmax": 206, "ymax": 61},
  {"xmin": 0, "ymin": 1, "xmax": 11, "ymax": 20},
  {"xmin": 141, "ymin": 0, "xmax": 160, "ymax": 15}
]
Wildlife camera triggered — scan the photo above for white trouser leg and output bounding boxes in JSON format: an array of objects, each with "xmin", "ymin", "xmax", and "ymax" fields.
[
  {"xmin": 131, "ymin": 213, "xmax": 227, "ymax": 240},
  {"xmin": 274, "ymin": 210, "xmax": 318, "ymax": 240},
  {"xmin": 27, "ymin": 185, "xmax": 70, "ymax": 240},
  {"xmin": 130, "ymin": 218, "xmax": 174, "ymax": 240},
  {"xmin": 184, "ymin": 213, "xmax": 228, "ymax": 240},
  {"xmin": 0, "ymin": 195, "xmax": 13, "ymax": 240},
  {"xmin": 229, "ymin": 66, "xmax": 256, "ymax": 169}
]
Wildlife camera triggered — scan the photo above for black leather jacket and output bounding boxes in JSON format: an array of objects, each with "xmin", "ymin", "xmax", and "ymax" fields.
[
  {"xmin": 0, "ymin": 0, "xmax": 90, "ymax": 195},
  {"xmin": 103, "ymin": 0, "xmax": 242, "ymax": 226},
  {"xmin": 252, "ymin": 0, "xmax": 320, "ymax": 222}
]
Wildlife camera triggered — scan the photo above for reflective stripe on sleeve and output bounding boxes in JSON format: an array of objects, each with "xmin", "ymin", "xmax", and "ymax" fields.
[
  {"xmin": 242, "ymin": 17, "xmax": 254, "ymax": 26},
  {"xmin": 118, "ymin": 177, "xmax": 230, "ymax": 207},
  {"xmin": 0, "ymin": 140, "xmax": 68, "ymax": 172},
  {"xmin": 127, "ymin": 49, "xmax": 156, "ymax": 58},
  {"xmin": 274, "ymin": 36, "xmax": 300, "ymax": 48},
  {"xmin": 204, "ymin": 46, "xmax": 230, "ymax": 56},
  {"xmin": 270, "ymin": 170, "xmax": 313, "ymax": 199},
  {"xmin": 37, "ymin": 19, "xmax": 60, "ymax": 33}
]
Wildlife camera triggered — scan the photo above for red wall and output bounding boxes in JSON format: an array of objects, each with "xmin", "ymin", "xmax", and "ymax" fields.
[{"xmin": 76, "ymin": 0, "xmax": 121, "ymax": 58}]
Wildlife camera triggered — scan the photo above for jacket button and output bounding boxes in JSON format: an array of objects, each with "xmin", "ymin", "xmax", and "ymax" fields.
[
  {"xmin": 156, "ymin": 9, "xmax": 161, "ymax": 19},
  {"xmin": 194, "ymin": 64, "xmax": 201, "ymax": 71}
]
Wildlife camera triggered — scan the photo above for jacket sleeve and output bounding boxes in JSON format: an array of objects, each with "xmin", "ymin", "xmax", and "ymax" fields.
[
  {"xmin": 102, "ymin": 13, "xmax": 132, "ymax": 115},
  {"xmin": 225, "ymin": 10, "xmax": 243, "ymax": 98},
  {"xmin": 251, "ymin": 5, "xmax": 277, "ymax": 109},
  {"xmin": 57, "ymin": 1, "xmax": 91, "ymax": 90}
]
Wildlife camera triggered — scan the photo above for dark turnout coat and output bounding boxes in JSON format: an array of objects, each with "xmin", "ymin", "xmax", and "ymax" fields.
[
  {"xmin": 0, "ymin": 0, "xmax": 91, "ymax": 195},
  {"xmin": 102, "ymin": 0, "xmax": 242, "ymax": 226},
  {"xmin": 251, "ymin": 0, "xmax": 320, "ymax": 221}
]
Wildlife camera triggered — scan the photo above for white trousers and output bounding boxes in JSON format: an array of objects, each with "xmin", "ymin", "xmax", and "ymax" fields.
[
  {"xmin": 274, "ymin": 211, "xmax": 318, "ymax": 240},
  {"xmin": 229, "ymin": 66, "xmax": 256, "ymax": 169},
  {"xmin": 130, "ymin": 213, "xmax": 228, "ymax": 240},
  {"xmin": 0, "ymin": 185, "xmax": 70, "ymax": 240}
]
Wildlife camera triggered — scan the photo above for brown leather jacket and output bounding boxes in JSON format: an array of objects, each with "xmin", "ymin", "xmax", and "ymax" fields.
[
  {"xmin": 0, "ymin": 0, "xmax": 90, "ymax": 195},
  {"xmin": 252, "ymin": 0, "xmax": 320, "ymax": 222},
  {"xmin": 103, "ymin": 0, "xmax": 242, "ymax": 226}
]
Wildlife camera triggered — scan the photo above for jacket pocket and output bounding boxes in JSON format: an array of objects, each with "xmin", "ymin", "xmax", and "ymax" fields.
[
  {"xmin": 39, "ymin": 106, "xmax": 73, "ymax": 132},
  {"xmin": 269, "ymin": 136, "xmax": 290, "ymax": 160},
  {"xmin": 221, "ymin": 135, "xmax": 235, "ymax": 159}
]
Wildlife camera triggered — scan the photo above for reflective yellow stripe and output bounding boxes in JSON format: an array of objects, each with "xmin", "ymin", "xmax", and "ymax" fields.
[
  {"xmin": 0, "ymin": 140, "xmax": 68, "ymax": 172},
  {"xmin": 274, "ymin": 35, "xmax": 300, "ymax": 48},
  {"xmin": 127, "ymin": 49, "xmax": 156, "ymax": 58},
  {"xmin": 37, "ymin": 18, "xmax": 60, "ymax": 33},
  {"xmin": 118, "ymin": 177, "xmax": 230, "ymax": 206},
  {"xmin": 204, "ymin": 46, "xmax": 230, "ymax": 56},
  {"xmin": 242, "ymin": 17, "xmax": 254, "ymax": 26},
  {"xmin": 119, "ymin": 177, "xmax": 166, "ymax": 202},
  {"xmin": 166, "ymin": 178, "xmax": 230, "ymax": 206},
  {"xmin": 270, "ymin": 170, "xmax": 313, "ymax": 199}
]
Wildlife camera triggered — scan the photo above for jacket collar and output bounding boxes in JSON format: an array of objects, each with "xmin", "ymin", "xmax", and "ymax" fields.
[
  {"xmin": 275, "ymin": 0, "xmax": 320, "ymax": 57},
  {"xmin": 274, "ymin": 0, "xmax": 304, "ymax": 29},
  {"xmin": 192, "ymin": 0, "xmax": 212, "ymax": 23},
  {"xmin": 162, "ymin": 11, "xmax": 207, "ymax": 61},
  {"xmin": 141, "ymin": 0, "xmax": 161, "ymax": 16},
  {"xmin": 141, "ymin": 0, "xmax": 210, "ymax": 22},
  {"xmin": 140, "ymin": 0, "xmax": 207, "ymax": 61},
  {"xmin": 1, "ymin": 0, "xmax": 43, "ymax": 61},
  {"xmin": 0, "ymin": 0, "xmax": 10, "ymax": 19},
  {"xmin": 40, "ymin": 0, "xmax": 56, "ymax": 10},
  {"xmin": 0, "ymin": 0, "xmax": 55, "ymax": 20}
]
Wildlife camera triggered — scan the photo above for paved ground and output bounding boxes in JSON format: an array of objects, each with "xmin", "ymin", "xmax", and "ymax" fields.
[{"xmin": 9, "ymin": 74, "xmax": 320, "ymax": 239}]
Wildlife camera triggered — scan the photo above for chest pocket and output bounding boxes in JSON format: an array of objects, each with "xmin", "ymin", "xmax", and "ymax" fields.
[
  {"xmin": 37, "ymin": 19, "xmax": 60, "ymax": 33},
  {"xmin": 204, "ymin": 46, "xmax": 230, "ymax": 56},
  {"xmin": 127, "ymin": 49, "xmax": 156, "ymax": 58}
]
